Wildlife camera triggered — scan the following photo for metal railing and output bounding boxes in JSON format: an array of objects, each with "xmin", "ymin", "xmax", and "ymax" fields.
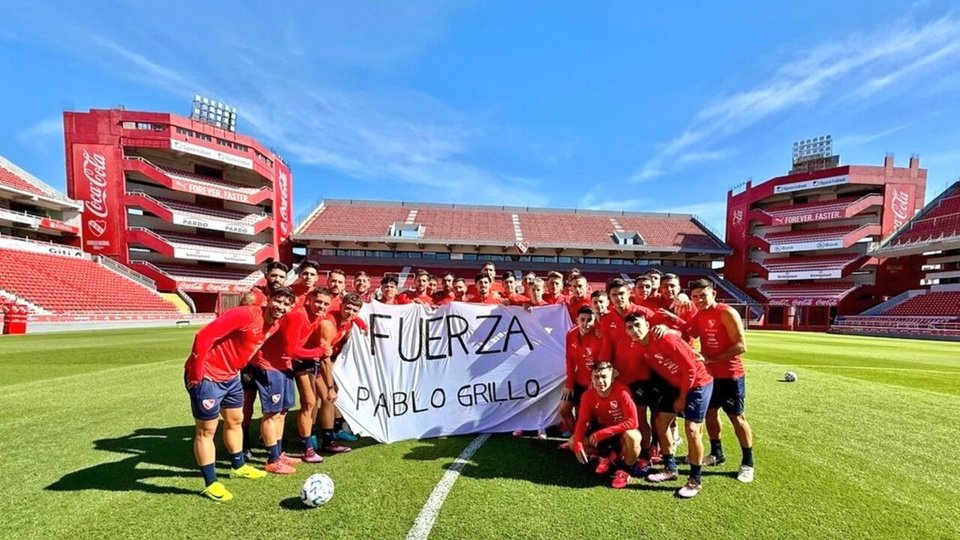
[{"xmin": 96, "ymin": 255, "xmax": 157, "ymax": 290}]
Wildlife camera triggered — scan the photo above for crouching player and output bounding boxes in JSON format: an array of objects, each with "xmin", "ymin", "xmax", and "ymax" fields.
[
  {"xmin": 570, "ymin": 362, "xmax": 644, "ymax": 489},
  {"xmin": 627, "ymin": 312, "xmax": 714, "ymax": 498},
  {"xmin": 183, "ymin": 287, "xmax": 296, "ymax": 501}
]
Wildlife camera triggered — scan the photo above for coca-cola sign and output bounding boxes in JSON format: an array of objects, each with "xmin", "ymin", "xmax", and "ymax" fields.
[
  {"xmin": 82, "ymin": 150, "xmax": 109, "ymax": 219},
  {"xmin": 71, "ymin": 144, "xmax": 120, "ymax": 256},
  {"xmin": 277, "ymin": 169, "xmax": 290, "ymax": 237},
  {"xmin": 890, "ymin": 188, "xmax": 911, "ymax": 230}
]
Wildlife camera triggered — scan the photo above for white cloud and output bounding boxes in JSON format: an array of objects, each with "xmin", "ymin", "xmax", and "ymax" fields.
[
  {"xmin": 632, "ymin": 14, "xmax": 960, "ymax": 181},
  {"xmin": 16, "ymin": 117, "xmax": 62, "ymax": 141},
  {"xmin": 0, "ymin": 2, "xmax": 547, "ymax": 207},
  {"xmin": 834, "ymin": 124, "xmax": 909, "ymax": 147}
]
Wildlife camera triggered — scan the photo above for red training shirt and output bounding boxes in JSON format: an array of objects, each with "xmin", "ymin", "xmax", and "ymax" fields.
[
  {"xmin": 184, "ymin": 305, "xmax": 280, "ymax": 383},
  {"xmin": 688, "ymin": 303, "xmax": 745, "ymax": 379},
  {"xmin": 572, "ymin": 380, "xmax": 639, "ymax": 454}
]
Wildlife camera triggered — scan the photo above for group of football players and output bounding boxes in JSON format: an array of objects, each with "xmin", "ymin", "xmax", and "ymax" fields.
[{"xmin": 182, "ymin": 261, "xmax": 754, "ymax": 501}]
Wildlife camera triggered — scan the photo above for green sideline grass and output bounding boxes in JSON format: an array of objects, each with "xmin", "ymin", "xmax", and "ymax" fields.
[{"xmin": 0, "ymin": 328, "xmax": 958, "ymax": 539}]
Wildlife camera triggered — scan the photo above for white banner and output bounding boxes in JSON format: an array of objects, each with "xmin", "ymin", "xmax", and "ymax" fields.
[
  {"xmin": 770, "ymin": 239, "xmax": 844, "ymax": 253},
  {"xmin": 334, "ymin": 302, "xmax": 572, "ymax": 444},
  {"xmin": 768, "ymin": 269, "xmax": 843, "ymax": 280},
  {"xmin": 172, "ymin": 246, "xmax": 256, "ymax": 264},
  {"xmin": 171, "ymin": 213, "xmax": 255, "ymax": 235},
  {"xmin": 0, "ymin": 237, "xmax": 87, "ymax": 259},
  {"xmin": 170, "ymin": 139, "xmax": 253, "ymax": 169},
  {"xmin": 774, "ymin": 174, "xmax": 848, "ymax": 194}
]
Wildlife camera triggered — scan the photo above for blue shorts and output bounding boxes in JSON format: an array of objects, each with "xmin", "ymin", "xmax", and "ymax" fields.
[
  {"xmin": 709, "ymin": 376, "xmax": 746, "ymax": 415},
  {"xmin": 185, "ymin": 375, "xmax": 244, "ymax": 421},
  {"xmin": 252, "ymin": 367, "xmax": 295, "ymax": 414},
  {"xmin": 658, "ymin": 381, "xmax": 713, "ymax": 423},
  {"xmin": 683, "ymin": 382, "xmax": 713, "ymax": 423}
]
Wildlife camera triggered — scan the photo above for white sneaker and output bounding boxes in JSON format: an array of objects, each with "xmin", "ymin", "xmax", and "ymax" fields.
[
  {"xmin": 703, "ymin": 454, "xmax": 726, "ymax": 466},
  {"xmin": 737, "ymin": 465, "xmax": 755, "ymax": 483},
  {"xmin": 676, "ymin": 478, "xmax": 702, "ymax": 498}
]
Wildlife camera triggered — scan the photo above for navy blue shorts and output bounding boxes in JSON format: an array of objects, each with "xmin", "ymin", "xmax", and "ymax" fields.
[
  {"xmin": 709, "ymin": 376, "xmax": 746, "ymax": 415},
  {"xmin": 292, "ymin": 359, "xmax": 318, "ymax": 375},
  {"xmin": 185, "ymin": 375, "xmax": 244, "ymax": 421},
  {"xmin": 251, "ymin": 367, "xmax": 295, "ymax": 414},
  {"xmin": 657, "ymin": 381, "xmax": 713, "ymax": 423},
  {"xmin": 684, "ymin": 382, "xmax": 713, "ymax": 422}
]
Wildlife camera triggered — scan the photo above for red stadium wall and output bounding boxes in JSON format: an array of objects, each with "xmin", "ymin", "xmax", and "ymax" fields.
[
  {"xmin": 725, "ymin": 155, "xmax": 927, "ymax": 328},
  {"xmin": 63, "ymin": 108, "xmax": 293, "ymax": 306}
]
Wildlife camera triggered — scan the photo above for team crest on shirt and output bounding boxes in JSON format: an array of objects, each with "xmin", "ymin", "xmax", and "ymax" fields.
[
  {"xmin": 271, "ymin": 393, "xmax": 282, "ymax": 404},
  {"xmin": 201, "ymin": 399, "xmax": 216, "ymax": 410}
]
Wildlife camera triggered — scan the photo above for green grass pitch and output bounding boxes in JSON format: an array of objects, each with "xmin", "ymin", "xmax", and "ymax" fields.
[{"xmin": 1, "ymin": 328, "xmax": 958, "ymax": 539}]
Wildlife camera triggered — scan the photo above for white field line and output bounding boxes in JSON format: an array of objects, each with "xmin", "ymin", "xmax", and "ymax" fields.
[
  {"xmin": 796, "ymin": 365, "xmax": 960, "ymax": 374},
  {"xmin": 406, "ymin": 434, "xmax": 490, "ymax": 540}
]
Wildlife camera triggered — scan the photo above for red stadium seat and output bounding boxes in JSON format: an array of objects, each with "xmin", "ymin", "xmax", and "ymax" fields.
[{"xmin": 0, "ymin": 250, "xmax": 179, "ymax": 314}]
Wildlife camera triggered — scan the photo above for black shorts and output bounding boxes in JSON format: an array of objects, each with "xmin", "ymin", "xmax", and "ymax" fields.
[
  {"xmin": 292, "ymin": 359, "xmax": 318, "ymax": 375},
  {"xmin": 628, "ymin": 380, "xmax": 658, "ymax": 409},
  {"xmin": 645, "ymin": 372, "xmax": 670, "ymax": 412},
  {"xmin": 240, "ymin": 366, "xmax": 258, "ymax": 392},
  {"xmin": 563, "ymin": 383, "xmax": 588, "ymax": 404},
  {"xmin": 595, "ymin": 434, "xmax": 622, "ymax": 456},
  {"xmin": 709, "ymin": 376, "xmax": 746, "ymax": 415}
]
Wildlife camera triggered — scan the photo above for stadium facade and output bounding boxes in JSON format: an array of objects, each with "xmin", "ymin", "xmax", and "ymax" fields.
[
  {"xmin": 63, "ymin": 108, "xmax": 293, "ymax": 312},
  {"xmin": 292, "ymin": 199, "xmax": 753, "ymax": 302},
  {"xmin": 725, "ymin": 154, "xmax": 927, "ymax": 330}
]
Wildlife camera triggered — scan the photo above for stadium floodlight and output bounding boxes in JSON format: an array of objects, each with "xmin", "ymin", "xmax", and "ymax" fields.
[
  {"xmin": 191, "ymin": 95, "xmax": 238, "ymax": 132},
  {"xmin": 792, "ymin": 135, "xmax": 833, "ymax": 164}
]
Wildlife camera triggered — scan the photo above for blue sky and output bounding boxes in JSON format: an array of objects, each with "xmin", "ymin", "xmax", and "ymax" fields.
[{"xmin": 2, "ymin": 1, "xmax": 960, "ymax": 233}]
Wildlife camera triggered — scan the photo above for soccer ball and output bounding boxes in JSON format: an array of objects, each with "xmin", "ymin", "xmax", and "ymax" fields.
[
  {"xmin": 784, "ymin": 371, "xmax": 798, "ymax": 382},
  {"xmin": 300, "ymin": 473, "xmax": 335, "ymax": 508}
]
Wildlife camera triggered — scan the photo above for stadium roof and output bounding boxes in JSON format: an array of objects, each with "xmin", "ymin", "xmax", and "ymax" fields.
[
  {"xmin": 0, "ymin": 155, "xmax": 80, "ymax": 209},
  {"xmin": 294, "ymin": 199, "xmax": 730, "ymax": 255}
]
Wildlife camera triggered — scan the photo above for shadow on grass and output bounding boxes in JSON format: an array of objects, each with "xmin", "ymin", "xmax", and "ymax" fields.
[
  {"xmin": 279, "ymin": 496, "xmax": 315, "ymax": 511},
  {"xmin": 442, "ymin": 434, "xmax": 605, "ymax": 489},
  {"xmin": 46, "ymin": 425, "xmax": 201, "ymax": 496}
]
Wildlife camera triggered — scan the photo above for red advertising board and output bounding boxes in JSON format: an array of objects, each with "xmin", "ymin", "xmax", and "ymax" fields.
[
  {"xmin": 38, "ymin": 217, "xmax": 79, "ymax": 234},
  {"xmin": 273, "ymin": 161, "xmax": 293, "ymax": 259},
  {"xmin": 71, "ymin": 144, "xmax": 123, "ymax": 256},
  {"xmin": 881, "ymin": 183, "xmax": 919, "ymax": 235}
]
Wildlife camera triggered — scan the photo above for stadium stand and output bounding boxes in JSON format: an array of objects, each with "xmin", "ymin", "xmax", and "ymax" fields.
[
  {"xmin": 876, "ymin": 182, "xmax": 960, "ymax": 250},
  {"xmin": 758, "ymin": 253, "xmax": 867, "ymax": 275},
  {"xmin": 298, "ymin": 202, "xmax": 410, "ymax": 238},
  {"xmin": 758, "ymin": 282, "xmax": 859, "ymax": 303},
  {"xmin": 517, "ymin": 213, "xmax": 614, "ymax": 245},
  {"xmin": 0, "ymin": 164, "xmax": 50, "ymax": 198},
  {"xmin": 416, "ymin": 207, "xmax": 516, "ymax": 243},
  {"xmin": 882, "ymin": 291, "xmax": 960, "ymax": 317},
  {"xmin": 759, "ymin": 224, "xmax": 871, "ymax": 247},
  {"xmin": 0, "ymin": 248, "xmax": 178, "ymax": 314}
]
